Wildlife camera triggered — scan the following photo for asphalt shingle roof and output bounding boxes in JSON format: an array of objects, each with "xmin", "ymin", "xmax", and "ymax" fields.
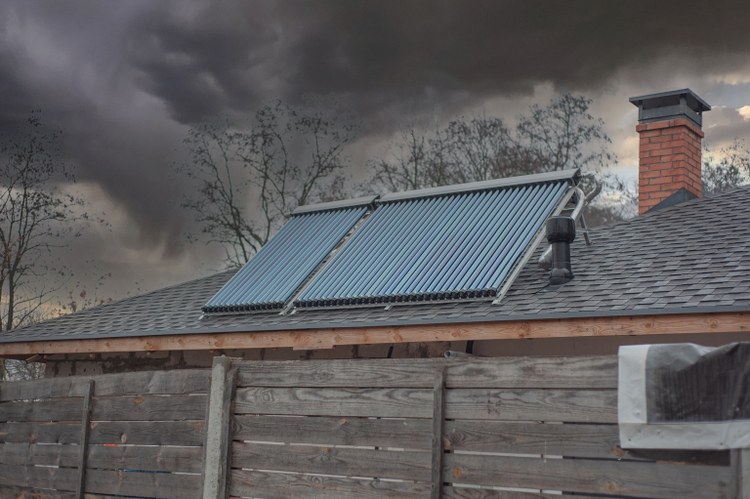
[{"xmin": 4, "ymin": 186, "xmax": 750, "ymax": 343}]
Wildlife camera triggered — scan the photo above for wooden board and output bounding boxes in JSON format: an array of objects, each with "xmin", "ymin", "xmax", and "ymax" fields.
[
  {"xmin": 443, "ymin": 488, "xmax": 615, "ymax": 499},
  {"xmin": 237, "ymin": 359, "xmax": 439, "ymax": 388},
  {"xmin": 232, "ymin": 441, "xmax": 431, "ymax": 481},
  {"xmin": 0, "ymin": 442, "xmax": 78, "ymax": 468},
  {"xmin": 445, "ymin": 355, "xmax": 618, "ymax": 389},
  {"xmin": 233, "ymin": 414, "xmax": 432, "ymax": 448},
  {"xmin": 0, "ymin": 463, "xmax": 77, "ymax": 490},
  {"xmin": 444, "ymin": 421, "xmax": 620, "ymax": 458},
  {"xmin": 444, "ymin": 453, "xmax": 732, "ymax": 499},
  {"xmin": 0, "ymin": 422, "xmax": 81, "ymax": 444},
  {"xmin": 0, "ymin": 485, "xmax": 76, "ymax": 499},
  {"xmin": 84, "ymin": 468, "xmax": 201, "ymax": 499},
  {"xmin": 443, "ymin": 420, "xmax": 728, "ymax": 464},
  {"xmin": 229, "ymin": 469, "xmax": 431, "ymax": 499},
  {"xmin": 90, "ymin": 394, "xmax": 207, "ymax": 421},
  {"xmin": 235, "ymin": 355, "xmax": 617, "ymax": 389},
  {"xmin": 234, "ymin": 387, "xmax": 433, "ymax": 418},
  {"xmin": 87, "ymin": 444, "xmax": 203, "ymax": 473},
  {"xmin": 92, "ymin": 369, "xmax": 210, "ymax": 396},
  {"xmin": 0, "ymin": 399, "xmax": 83, "ymax": 423},
  {"xmin": 445, "ymin": 389, "xmax": 618, "ymax": 423},
  {"xmin": 89, "ymin": 420, "xmax": 205, "ymax": 446},
  {"xmin": 0, "ymin": 369, "xmax": 209, "ymax": 402},
  {"xmin": 2, "ymin": 311, "xmax": 747, "ymax": 356},
  {"xmin": 0, "ymin": 377, "xmax": 88, "ymax": 401}
]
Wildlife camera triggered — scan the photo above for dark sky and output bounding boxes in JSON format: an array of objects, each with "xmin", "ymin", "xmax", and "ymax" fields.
[{"xmin": 2, "ymin": 0, "xmax": 750, "ymax": 299}]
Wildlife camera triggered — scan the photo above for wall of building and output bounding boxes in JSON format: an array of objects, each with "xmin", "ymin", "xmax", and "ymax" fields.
[
  {"xmin": 43, "ymin": 340, "xmax": 465, "ymax": 377},
  {"xmin": 42, "ymin": 330, "xmax": 750, "ymax": 377}
]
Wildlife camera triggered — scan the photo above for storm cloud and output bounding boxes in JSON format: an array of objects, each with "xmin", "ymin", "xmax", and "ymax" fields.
[{"xmin": 1, "ymin": 0, "xmax": 750, "ymax": 294}]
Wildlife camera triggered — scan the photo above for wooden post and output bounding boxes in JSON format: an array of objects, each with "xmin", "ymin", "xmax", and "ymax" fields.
[
  {"xmin": 75, "ymin": 379, "xmax": 94, "ymax": 499},
  {"xmin": 732, "ymin": 448, "xmax": 750, "ymax": 499},
  {"xmin": 202, "ymin": 357, "xmax": 238, "ymax": 499},
  {"xmin": 431, "ymin": 366, "xmax": 446, "ymax": 499}
]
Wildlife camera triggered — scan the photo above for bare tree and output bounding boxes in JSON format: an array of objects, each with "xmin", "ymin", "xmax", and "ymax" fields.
[
  {"xmin": 369, "ymin": 94, "xmax": 615, "ymax": 196},
  {"xmin": 368, "ymin": 120, "xmax": 448, "ymax": 192},
  {"xmin": 702, "ymin": 139, "xmax": 750, "ymax": 196},
  {"xmin": 516, "ymin": 94, "xmax": 613, "ymax": 174},
  {"xmin": 0, "ymin": 112, "xmax": 85, "ymax": 332},
  {"xmin": 0, "ymin": 111, "xmax": 91, "ymax": 380},
  {"xmin": 177, "ymin": 99, "xmax": 359, "ymax": 268}
]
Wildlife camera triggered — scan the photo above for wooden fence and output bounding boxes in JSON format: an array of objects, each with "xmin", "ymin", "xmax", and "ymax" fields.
[
  {"xmin": 0, "ymin": 354, "xmax": 745, "ymax": 499},
  {"xmin": 0, "ymin": 369, "xmax": 209, "ymax": 499}
]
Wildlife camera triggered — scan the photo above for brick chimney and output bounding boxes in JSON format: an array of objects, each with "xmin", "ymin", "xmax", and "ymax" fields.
[{"xmin": 630, "ymin": 89, "xmax": 711, "ymax": 215}]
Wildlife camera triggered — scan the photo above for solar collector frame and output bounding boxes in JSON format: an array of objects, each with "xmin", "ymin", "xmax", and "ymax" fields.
[
  {"xmin": 296, "ymin": 173, "xmax": 576, "ymax": 307},
  {"xmin": 202, "ymin": 203, "xmax": 370, "ymax": 313}
]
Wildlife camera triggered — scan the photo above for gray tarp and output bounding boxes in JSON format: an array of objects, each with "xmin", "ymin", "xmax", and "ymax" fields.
[{"xmin": 619, "ymin": 342, "xmax": 750, "ymax": 450}]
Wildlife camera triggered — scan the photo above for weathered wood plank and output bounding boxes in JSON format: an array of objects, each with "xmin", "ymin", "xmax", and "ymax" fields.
[
  {"xmin": 90, "ymin": 394, "xmax": 207, "ymax": 421},
  {"xmin": 0, "ymin": 369, "xmax": 209, "ymax": 402},
  {"xmin": 0, "ymin": 442, "xmax": 79, "ymax": 467},
  {"xmin": 84, "ymin": 469, "xmax": 201, "ymax": 499},
  {"xmin": 445, "ymin": 421, "xmax": 619, "ymax": 458},
  {"xmin": 89, "ymin": 420, "xmax": 204, "ymax": 446},
  {"xmin": 232, "ymin": 441, "xmax": 432, "ymax": 481},
  {"xmin": 444, "ymin": 488, "xmax": 614, "ymax": 499},
  {"xmin": 0, "ymin": 485, "xmax": 76, "ymax": 499},
  {"xmin": 234, "ymin": 356, "xmax": 618, "ymax": 389},
  {"xmin": 444, "ymin": 420, "xmax": 729, "ymax": 464},
  {"xmin": 233, "ymin": 414, "xmax": 432, "ymax": 448},
  {"xmin": 0, "ymin": 399, "xmax": 83, "ymax": 423},
  {"xmin": 236, "ymin": 359, "xmax": 439, "ymax": 388},
  {"xmin": 0, "ymin": 422, "xmax": 81, "ymax": 444},
  {"xmin": 87, "ymin": 444, "xmax": 203, "ymax": 473},
  {"xmin": 444, "ymin": 453, "xmax": 732, "ymax": 499},
  {"xmin": 446, "ymin": 355, "xmax": 618, "ymax": 389},
  {"xmin": 0, "ymin": 463, "xmax": 77, "ymax": 490},
  {"xmin": 0, "ymin": 378, "xmax": 89, "ymax": 402},
  {"xmin": 234, "ymin": 387, "xmax": 432, "ymax": 418},
  {"xmin": 445, "ymin": 389, "xmax": 617, "ymax": 423},
  {"xmin": 92, "ymin": 369, "xmax": 210, "ymax": 396},
  {"xmin": 229, "ymin": 469, "xmax": 431, "ymax": 499}
]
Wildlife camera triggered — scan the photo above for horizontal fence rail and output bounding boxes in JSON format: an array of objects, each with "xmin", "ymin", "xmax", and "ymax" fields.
[{"xmin": 0, "ymin": 354, "xmax": 742, "ymax": 499}]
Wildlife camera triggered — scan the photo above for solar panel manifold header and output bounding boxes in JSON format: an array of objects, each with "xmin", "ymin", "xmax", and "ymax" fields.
[
  {"xmin": 202, "ymin": 198, "xmax": 374, "ymax": 313},
  {"xmin": 295, "ymin": 171, "xmax": 577, "ymax": 307}
]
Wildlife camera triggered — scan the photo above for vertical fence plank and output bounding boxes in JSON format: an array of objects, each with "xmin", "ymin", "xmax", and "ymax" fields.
[
  {"xmin": 431, "ymin": 367, "xmax": 446, "ymax": 499},
  {"xmin": 202, "ymin": 357, "xmax": 237, "ymax": 499},
  {"xmin": 75, "ymin": 379, "xmax": 94, "ymax": 499}
]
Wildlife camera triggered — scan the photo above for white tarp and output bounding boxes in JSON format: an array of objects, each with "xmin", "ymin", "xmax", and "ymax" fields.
[{"xmin": 618, "ymin": 342, "xmax": 750, "ymax": 450}]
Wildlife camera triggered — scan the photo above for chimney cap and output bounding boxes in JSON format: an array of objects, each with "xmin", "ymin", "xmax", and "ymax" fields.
[{"xmin": 629, "ymin": 89, "xmax": 711, "ymax": 127}]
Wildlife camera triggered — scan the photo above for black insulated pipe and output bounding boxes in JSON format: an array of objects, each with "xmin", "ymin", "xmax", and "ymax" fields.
[{"xmin": 546, "ymin": 216, "xmax": 576, "ymax": 285}]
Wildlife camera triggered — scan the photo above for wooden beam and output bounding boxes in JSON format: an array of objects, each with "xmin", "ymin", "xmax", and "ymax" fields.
[{"xmin": 0, "ymin": 311, "xmax": 748, "ymax": 356}]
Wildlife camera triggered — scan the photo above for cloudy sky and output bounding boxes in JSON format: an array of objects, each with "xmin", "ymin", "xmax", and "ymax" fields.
[{"xmin": 2, "ymin": 0, "xmax": 750, "ymax": 301}]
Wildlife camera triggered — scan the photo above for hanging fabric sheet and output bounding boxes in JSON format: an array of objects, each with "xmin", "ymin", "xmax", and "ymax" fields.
[{"xmin": 618, "ymin": 342, "xmax": 750, "ymax": 450}]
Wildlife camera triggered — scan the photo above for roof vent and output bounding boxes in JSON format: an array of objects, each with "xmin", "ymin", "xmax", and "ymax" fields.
[{"xmin": 546, "ymin": 216, "xmax": 576, "ymax": 285}]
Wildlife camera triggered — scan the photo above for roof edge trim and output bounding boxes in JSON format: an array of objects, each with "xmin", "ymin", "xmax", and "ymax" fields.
[
  {"xmin": 380, "ymin": 169, "xmax": 581, "ymax": 203},
  {"xmin": 3, "ymin": 305, "xmax": 749, "ymax": 346},
  {"xmin": 291, "ymin": 195, "xmax": 379, "ymax": 215}
]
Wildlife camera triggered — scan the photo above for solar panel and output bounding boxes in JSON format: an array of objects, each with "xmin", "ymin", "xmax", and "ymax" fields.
[
  {"xmin": 203, "ymin": 197, "xmax": 374, "ymax": 312},
  {"xmin": 295, "ymin": 171, "xmax": 577, "ymax": 307}
]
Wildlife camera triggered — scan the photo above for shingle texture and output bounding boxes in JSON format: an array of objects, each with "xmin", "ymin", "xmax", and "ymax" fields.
[{"xmin": 4, "ymin": 186, "xmax": 750, "ymax": 343}]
